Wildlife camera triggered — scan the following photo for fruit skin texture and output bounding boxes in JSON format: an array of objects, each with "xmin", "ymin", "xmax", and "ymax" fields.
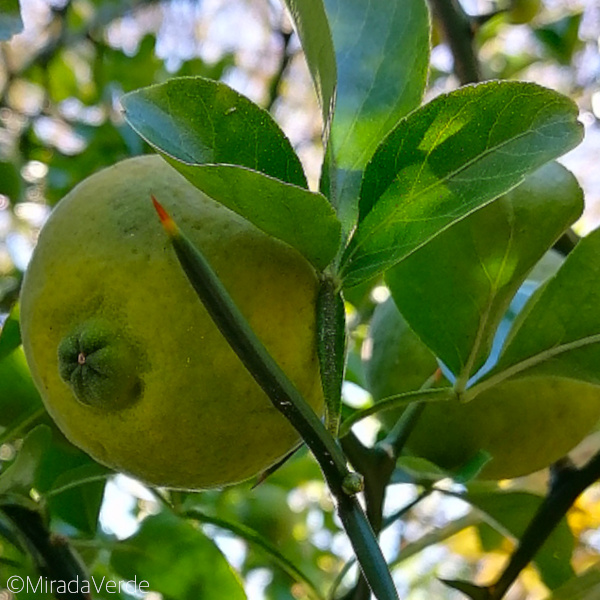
[
  {"xmin": 365, "ymin": 298, "xmax": 600, "ymax": 480},
  {"xmin": 20, "ymin": 155, "xmax": 324, "ymax": 490}
]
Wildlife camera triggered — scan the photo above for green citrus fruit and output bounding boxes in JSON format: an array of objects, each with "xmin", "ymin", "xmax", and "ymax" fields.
[
  {"xmin": 20, "ymin": 155, "xmax": 324, "ymax": 490},
  {"xmin": 364, "ymin": 298, "xmax": 600, "ymax": 480}
]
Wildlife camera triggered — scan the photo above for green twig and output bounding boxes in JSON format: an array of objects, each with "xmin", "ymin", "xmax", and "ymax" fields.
[
  {"xmin": 152, "ymin": 198, "xmax": 398, "ymax": 600},
  {"xmin": 339, "ymin": 371, "xmax": 442, "ymax": 600},
  {"xmin": 329, "ymin": 489, "xmax": 432, "ymax": 599},
  {"xmin": 317, "ymin": 275, "xmax": 346, "ymax": 436},
  {"xmin": 339, "ymin": 387, "xmax": 454, "ymax": 438}
]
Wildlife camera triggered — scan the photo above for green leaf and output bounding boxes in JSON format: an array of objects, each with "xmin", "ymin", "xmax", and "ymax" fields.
[
  {"xmin": 546, "ymin": 566, "xmax": 600, "ymax": 599},
  {"xmin": 35, "ymin": 439, "xmax": 110, "ymax": 536},
  {"xmin": 110, "ymin": 511, "xmax": 246, "ymax": 600},
  {"xmin": 185, "ymin": 508, "xmax": 324, "ymax": 600},
  {"xmin": 464, "ymin": 489, "xmax": 575, "ymax": 589},
  {"xmin": 340, "ymin": 81, "xmax": 583, "ymax": 287},
  {"xmin": 473, "ymin": 227, "xmax": 600, "ymax": 392},
  {"xmin": 440, "ymin": 579, "xmax": 490, "ymax": 600},
  {"xmin": 324, "ymin": 0, "xmax": 430, "ymax": 227},
  {"xmin": 0, "ymin": 425, "xmax": 52, "ymax": 496},
  {"xmin": 0, "ymin": 0, "xmax": 23, "ymax": 41},
  {"xmin": 534, "ymin": 13, "xmax": 583, "ymax": 65},
  {"xmin": 0, "ymin": 303, "xmax": 21, "ymax": 362},
  {"xmin": 0, "ymin": 347, "xmax": 43, "ymax": 430},
  {"xmin": 281, "ymin": 0, "xmax": 337, "ymax": 141},
  {"xmin": 121, "ymin": 77, "xmax": 307, "ymax": 188},
  {"xmin": 0, "ymin": 160, "xmax": 22, "ymax": 201},
  {"xmin": 159, "ymin": 161, "xmax": 341, "ymax": 270},
  {"xmin": 123, "ymin": 77, "xmax": 342, "ymax": 270},
  {"xmin": 385, "ymin": 162, "xmax": 583, "ymax": 381}
]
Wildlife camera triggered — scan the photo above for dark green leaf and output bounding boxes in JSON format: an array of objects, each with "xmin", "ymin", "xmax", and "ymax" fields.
[
  {"xmin": 0, "ymin": 302, "xmax": 21, "ymax": 362},
  {"xmin": 0, "ymin": 160, "xmax": 22, "ymax": 201},
  {"xmin": 36, "ymin": 438, "xmax": 110, "ymax": 536},
  {"xmin": 385, "ymin": 162, "xmax": 583, "ymax": 381},
  {"xmin": 281, "ymin": 0, "xmax": 337, "ymax": 141},
  {"xmin": 160, "ymin": 160, "xmax": 341, "ymax": 270},
  {"xmin": 340, "ymin": 81, "xmax": 583, "ymax": 287},
  {"xmin": 546, "ymin": 566, "xmax": 600, "ymax": 599},
  {"xmin": 185, "ymin": 508, "xmax": 324, "ymax": 600},
  {"xmin": 465, "ymin": 490, "xmax": 575, "ymax": 589},
  {"xmin": 440, "ymin": 579, "xmax": 490, "ymax": 600},
  {"xmin": 472, "ymin": 226, "xmax": 600, "ymax": 392},
  {"xmin": 0, "ymin": 0, "xmax": 23, "ymax": 41},
  {"xmin": 534, "ymin": 13, "xmax": 583, "ymax": 65},
  {"xmin": 324, "ymin": 0, "xmax": 430, "ymax": 227},
  {"xmin": 121, "ymin": 76, "xmax": 306, "ymax": 188},
  {"xmin": 111, "ymin": 511, "xmax": 246, "ymax": 600},
  {"xmin": 0, "ymin": 347, "xmax": 43, "ymax": 430},
  {"xmin": 0, "ymin": 425, "xmax": 52, "ymax": 496}
]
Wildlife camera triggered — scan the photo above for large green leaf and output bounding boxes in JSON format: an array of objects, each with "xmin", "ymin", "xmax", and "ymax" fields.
[
  {"xmin": 281, "ymin": 0, "xmax": 337, "ymax": 139},
  {"xmin": 324, "ymin": 0, "xmax": 430, "ymax": 227},
  {"xmin": 111, "ymin": 511, "xmax": 246, "ymax": 600},
  {"xmin": 0, "ymin": 426, "xmax": 51, "ymax": 496},
  {"xmin": 0, "ymin": 302, "xmax": 21, "ymax": 362},
  {"xmin": 0, "ymin": 0, "xmax": 23, "ymax": 41},
  {"xmin": 36, "ymin": 439, "xmax": 110, "ymax": 537},
  {"xmin": 465, "ymin": 489, "xmax": 575, "ymax": 589},
  {"xmin": 122, "ymin": 78, "xmax": 341, "ymax": 270},
  {"xmin": 472, "ymin": 226, "xmax": 600, "ymax": 394},
  {"xmin": 546, "ymin": 566, "xmax": 600, "ymax": 599},
  {"xmin": 160, "ymin": 161, "xmax": 341, "ymax": 270},
  {"xmin": 385, "ymin": 162, "xmax": 583, "ymax": 381},
  {"xmin": 121, "ymin": 77, "xmax": 306, "ymax": 187},
  {"xmin": 0, "ymin": 347, "xmax": 43, "ymax": 430},
  {"xmin": 340, "ymin": 81, "xmax": 583, "ymax": 287}
]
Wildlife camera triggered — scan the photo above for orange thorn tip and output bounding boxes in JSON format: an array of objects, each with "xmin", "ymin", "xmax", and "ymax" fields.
[{"xmin": 151, "ymin": 195, "xmax": 178, "ymax": 236}]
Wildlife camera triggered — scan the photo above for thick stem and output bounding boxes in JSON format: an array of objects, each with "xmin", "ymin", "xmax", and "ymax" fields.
[
  {"xmin": 155, "ymin": 203, "xmax": 398, "ymax": 600},
  {"xmin": 317, "ymin": 275, "xmax": 347, "ymax": 436}
]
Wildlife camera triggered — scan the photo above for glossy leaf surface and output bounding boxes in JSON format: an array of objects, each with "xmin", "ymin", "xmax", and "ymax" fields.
[
  {"xmin": 340, "ymin": 81, "xmax": 583, "ymax": 287},
  {"xmin": 281, "ymin": 0, "xmax": 337, "ymax": 139},
  {"xmin": 385, "ymin": 162, "xmax": 583, "ymax": 380},
  {"xmin": 122, "ymin": 77, "xmax": 306, "ymax": 187},
  {"xmin": 122, "ymin": 78, "xmax": 342, "ymax": 270},
  {"xmin": 111, "ymin": 511, "xmax": 246, "ymax": 600},
  {"xmin": 162, "ymin": 161, "xmax": 341, "ymax": 270},
  {"xmin": 473, "ymin": 226, "xmax": 600, "ymax": 392},
  {"xmin": 324, "ymin": 0, "xmax": 430, "ymax": 227}
]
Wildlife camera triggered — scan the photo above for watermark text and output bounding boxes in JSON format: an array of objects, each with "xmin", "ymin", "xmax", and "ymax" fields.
[{"xmin": 5, "ymin": 575, "xmax": 149, "ymax": 595}]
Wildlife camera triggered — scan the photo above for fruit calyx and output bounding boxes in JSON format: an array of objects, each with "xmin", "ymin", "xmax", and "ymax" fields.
[{"xmin": 58, "ymin": 319, "xmax": 141, "ymax": 410}]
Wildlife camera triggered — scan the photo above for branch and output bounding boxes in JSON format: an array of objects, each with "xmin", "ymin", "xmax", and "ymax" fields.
[
  {"xmin": 426, "ymin": 0, "xmax": 480, "ymax": 84},
  {"xmin": 266, "ymin": 27, "xmax": 294, "ymax": 111},
  {"xmin": 489, "ymin": 451, "xmax": 600, "ymax": 599},
  {"xmin": 443, "ymin": 449, "xmax": 600, "ymax": 600}
]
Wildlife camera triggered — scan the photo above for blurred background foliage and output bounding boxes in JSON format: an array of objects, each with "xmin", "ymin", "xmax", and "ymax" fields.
[{"xmin": 1, "ymin": 1, "xmax": 600, "ymax": 599}]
